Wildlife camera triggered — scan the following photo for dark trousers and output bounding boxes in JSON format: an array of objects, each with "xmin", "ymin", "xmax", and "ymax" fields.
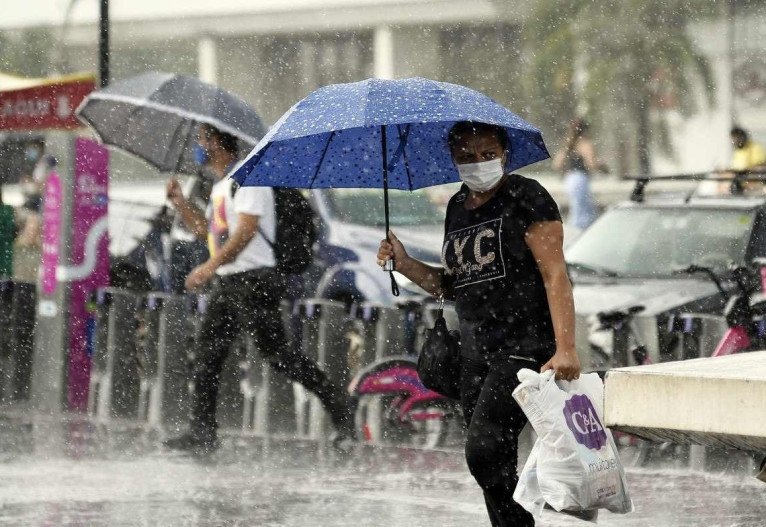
[
  {"xmin": 461, "ymin": 351, "xmax": 550, "ymax": 527},
  {"xmin": 170, "ymin": 240, "xmax": 209, "ymax": 294},
  {"xmin": 191, "ymin": 268, "xmax": 345, "ymax": 437}
]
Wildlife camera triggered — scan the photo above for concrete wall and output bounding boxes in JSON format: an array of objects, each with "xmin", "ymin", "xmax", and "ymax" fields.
[{"xmin": 605, "ymin": 351, "xmax": 766, "ymax": 451}]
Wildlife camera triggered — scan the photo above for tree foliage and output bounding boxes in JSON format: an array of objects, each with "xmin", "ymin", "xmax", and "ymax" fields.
[
  {"xmin": 0, "ymin": 28, "xmax": 55, "ymax": 78},
  {"xmin": 524, "ymin": 0, "xmax": 718, "ymax": 172}
]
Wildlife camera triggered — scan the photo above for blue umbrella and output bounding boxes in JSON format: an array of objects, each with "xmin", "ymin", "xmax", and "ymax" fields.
[{"xmin": 230, "ymin": 77, "xmax": 550, "ymax": 294}]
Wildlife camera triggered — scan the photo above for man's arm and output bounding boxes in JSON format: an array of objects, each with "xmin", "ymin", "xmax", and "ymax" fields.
[
  {"xmin": 166, "ymin": 178, "xmax": 207, "ymax": 240},
  {"xmin": 209, "ymin": 213, "xmax": 259, "ymax": 268},
  {"xmin": 185, "ymin": 213, "xmax": 259, "ymax": 291}
]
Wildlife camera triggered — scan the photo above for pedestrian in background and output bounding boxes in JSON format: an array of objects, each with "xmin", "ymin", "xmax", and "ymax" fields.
[
  {"xmin": 552, "ymin": 118, "xmax": 605, "ymax": 232},
  {"xmin": 705, "ymin": 126, "xmax": 766, "ymax": 195},
  {"xmin": 730, "ymin": 126, "xmax": 766, "ymax": 172},
  {"xmin": 13, "ymin": 152, "xmax": 55, "ymax": 283},
  {"xmin": 0, "ymin": 187, "xmax": 15, "ymax": 278},
  {"xmin": 163, "ymin": 123, "xmax": 355, "ymax": 453}
]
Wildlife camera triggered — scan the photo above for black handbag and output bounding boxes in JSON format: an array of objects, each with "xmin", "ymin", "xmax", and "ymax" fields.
[{"xmin": 417, "ymin": 300, "xmax": 462, "ymax": 400}]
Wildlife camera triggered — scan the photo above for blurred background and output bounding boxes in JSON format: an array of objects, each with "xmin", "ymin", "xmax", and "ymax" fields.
[{"xmin": 1, "ymin": 0, "xmax": 764, "ymax": 184}]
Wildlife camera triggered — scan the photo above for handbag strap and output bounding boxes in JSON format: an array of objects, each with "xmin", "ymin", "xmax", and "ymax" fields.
[{"xmin": 436, "ymin": 294, "xmax": 444, "ymax": 319}]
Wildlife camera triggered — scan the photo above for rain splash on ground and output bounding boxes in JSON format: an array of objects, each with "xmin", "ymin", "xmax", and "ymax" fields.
[{"xmin": 0, "ymin": 414, "xmax": 764, "ymax": 527}]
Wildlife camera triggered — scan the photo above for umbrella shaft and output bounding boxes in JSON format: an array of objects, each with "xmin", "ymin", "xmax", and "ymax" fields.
[{"xmin": 382, "ymin": 125, "xmax": 390, "ymax": 240}]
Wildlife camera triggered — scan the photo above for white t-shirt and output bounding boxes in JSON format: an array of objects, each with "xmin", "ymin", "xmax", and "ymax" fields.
[{"xmin": 206, "ymin": 177, "xmax": 276, "ymax": 275}]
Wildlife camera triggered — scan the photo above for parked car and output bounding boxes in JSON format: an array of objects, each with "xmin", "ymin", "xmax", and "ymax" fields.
[
  {"xmin": 566, "ymin": 187, "xmax": 766, "ymax": 369},
  {"xmin": 105, "ymin": 179, "xmax": 447, "ymax": 301},
  {"xmin": 307, "ymin": 187, "xmax": 446, "ymax": 305}
]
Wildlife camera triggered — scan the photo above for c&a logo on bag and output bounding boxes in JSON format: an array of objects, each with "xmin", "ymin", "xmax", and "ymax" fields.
[{"xmin": 563, "ymin": 394, "xmax": 607, "ymax": 450}]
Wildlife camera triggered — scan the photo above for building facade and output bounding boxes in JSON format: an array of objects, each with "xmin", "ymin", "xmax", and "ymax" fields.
[{"xmin": 2, "ymin": 0, "xmax": 764, "ymax": 179}]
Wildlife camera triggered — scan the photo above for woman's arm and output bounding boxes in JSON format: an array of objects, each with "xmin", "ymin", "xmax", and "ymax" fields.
[
  {"xmin": 552, "ymin": 131, "xmax": 578, "ymax": 172},
  {"xmin": 525, "ymin": 220, "xmax": 581, "ymax": 380},
  {"xmin": 551, "ymin": 146, "xmax": 567, "ymax": 172},
  {"xmin": 578, "ymin": 139, "xmax": 602, "ymax": 173},
  {"xmin": 377, "ymin": 230, "xmax": 444, "ymax": 296}
]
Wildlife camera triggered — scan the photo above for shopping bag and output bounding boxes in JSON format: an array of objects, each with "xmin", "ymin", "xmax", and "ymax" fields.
[{"xmin": 512, "ymin": 369, "xmax": 633, "ymax": 518}]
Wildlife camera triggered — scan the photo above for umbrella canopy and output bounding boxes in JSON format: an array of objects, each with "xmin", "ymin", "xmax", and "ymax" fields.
[
  {"xmin": 230, "ymin": 77, "xmax": 550, "ymax": 296},
  {"xmin": 231, "ymin": 77, "xmax": 549, "ymax": 191},
  {"xmin": 76, "ymin": 71, "xmax": 266, "ymax": 174}
]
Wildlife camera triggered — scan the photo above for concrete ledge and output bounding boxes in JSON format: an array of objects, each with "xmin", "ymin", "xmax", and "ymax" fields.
[{"xmin": 604, "ymin": 351, "xmax": 766, "ymax": 452}]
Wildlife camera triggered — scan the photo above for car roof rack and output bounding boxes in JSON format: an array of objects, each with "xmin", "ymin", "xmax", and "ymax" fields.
[{"xmin": 623, "ymin": 169, "xmax": 766, "ymax": 202}]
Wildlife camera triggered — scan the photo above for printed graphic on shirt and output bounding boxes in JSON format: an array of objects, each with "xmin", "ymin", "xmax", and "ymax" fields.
[
  {"xmin": 442, "ymin": 217, "xmax": 505, "ymax": 288},
  {"xmin": 207, "ymin": 195, "xmax": 229, "ymax": 257}
]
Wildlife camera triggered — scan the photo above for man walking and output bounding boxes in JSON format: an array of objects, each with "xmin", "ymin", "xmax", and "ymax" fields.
[{"xmin": 164, "ymin": 124, "xmax": 355, "ymax": 452}]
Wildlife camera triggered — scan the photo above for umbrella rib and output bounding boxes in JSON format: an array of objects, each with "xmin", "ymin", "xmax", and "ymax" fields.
[
  {"xmin": 398, "ymin": 124, "xmax": 414, "ymax": 192},
  {"xmin": 308, "ymin": 130, "xmax": 336, "ymax": 189},
  {"xmin": 167, "ymin": 119, "xmax": 194, "ymax": 173},
  {"xmin": 107, "ymin": 100, "xmax": 163, "ymax": 166},
  {"xmin": 84, "ymin": 93, "xmax": 260, "ymax": 144}
]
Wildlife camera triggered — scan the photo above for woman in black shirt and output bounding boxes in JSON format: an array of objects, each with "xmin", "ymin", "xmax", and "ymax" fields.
[{"xmin": 377, "ymin": 121, "xmax": 580, "ymax": 527}]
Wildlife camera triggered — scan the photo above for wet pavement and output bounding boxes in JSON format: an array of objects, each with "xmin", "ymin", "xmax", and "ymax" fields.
[{"xmin": 0, "ymin": 413, "xmax": 764, "ymax": 527}]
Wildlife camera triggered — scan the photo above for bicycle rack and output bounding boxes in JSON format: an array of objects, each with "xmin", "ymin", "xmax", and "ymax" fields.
[
  {"xmin": 293, "ymin": 299, "xmax": 349, "ymax": 441},
  {"xmin": 87, "ymin": 287, "xmax": 141, "ymax": 421},
  {"xmin": 138, "ymin": 292, "xmax": 192, "ymax": 433},
  {"xmin": 0, "ymin": 280, "xmax": 36, "ymax": 402}
]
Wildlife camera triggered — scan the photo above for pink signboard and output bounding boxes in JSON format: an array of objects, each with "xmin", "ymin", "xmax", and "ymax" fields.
[
  {"xmin": 40, "ymin": 171, "xmax": 62, "ymax": 296},
  {"xmin": 67, "ymin": 138, "xmax": 110, "ymax": 411}
]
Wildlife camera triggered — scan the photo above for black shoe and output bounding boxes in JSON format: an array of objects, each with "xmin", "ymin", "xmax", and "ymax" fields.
[
  {"xmin": 330, "ymin": 430, "xmax": 356, "ymax": 454},
  {"xmin": 163, "ymin": 431, "xmax": 220, "ymax": 454},
  {"xmin": 330, "ymin": 395, "xmax": 359, "ymax": 438},
  {"xmin": 328, "ymin": 396, "xmax": 359, "ymax": 453}
]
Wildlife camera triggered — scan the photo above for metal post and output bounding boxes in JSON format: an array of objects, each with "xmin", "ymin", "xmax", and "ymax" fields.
[
  {"xmin": 296, "ymin": 299, "xmax": 348, "ymax": 441},
  {"xmin": 727, "ymin": 0, "xmax": 736, "ymax": 126},
  {"xmin": 30, "ymin": 136, "xmax": 75, "ymax": 414},
  {"xmin": 99, "ymin": 0, "xmax": 109, "ymax": 88},
  {"xmin": 95, "ymin": 288, "xmax": 140, "ymax": 420},
  {"xmin": 144, "ymin": 293, "xmax": 190, "ymax": 432}
]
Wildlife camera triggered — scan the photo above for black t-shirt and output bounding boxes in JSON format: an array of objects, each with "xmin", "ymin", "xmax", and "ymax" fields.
[{"xmin": 441, "ymin": 174, "xmax": 561, "ymax": 357}]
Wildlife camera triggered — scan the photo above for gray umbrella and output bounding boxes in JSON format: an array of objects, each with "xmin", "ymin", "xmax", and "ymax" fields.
[{"xmin": 76, "ymin": 71, "xmax": 266, "ymax": 174}]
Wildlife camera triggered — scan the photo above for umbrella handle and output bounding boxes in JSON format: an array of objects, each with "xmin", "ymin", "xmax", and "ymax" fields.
[
  {"xmin": 381, "ymin": 124, "xmax": 399, "ymax": 297},
  {"xmin": 382, "ymin": 249, "xmax": 399, "ymax": 296},
  {"xmin": 389, "ymin": 270, "xmax": 399, "ymax": 296}
]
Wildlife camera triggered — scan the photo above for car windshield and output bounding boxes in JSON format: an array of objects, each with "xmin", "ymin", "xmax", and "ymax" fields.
[
  {"xmin": 565, "ymin": 207, "xmax": 756, "ymax": 278},
  {"xmin": 325, "ymin": 189, "xmax": 444, "ymax": 227}
]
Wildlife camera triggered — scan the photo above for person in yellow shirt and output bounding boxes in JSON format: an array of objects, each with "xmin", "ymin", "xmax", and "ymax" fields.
[
  {"xmin": 699, "ymin": 127, "xmax": 766, "ymax": 195},
  {"xmin": 731, "ymin": 127, "xmax": 766, "ymax": 171}
]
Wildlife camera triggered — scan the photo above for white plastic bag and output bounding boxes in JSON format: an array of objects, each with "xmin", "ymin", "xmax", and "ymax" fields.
[{"xmin": 512, "ymin": 369, "xmax": 633, "ymax": 519}]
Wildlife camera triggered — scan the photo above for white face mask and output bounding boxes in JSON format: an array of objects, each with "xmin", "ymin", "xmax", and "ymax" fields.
[{"xmin": 456, "ymin": 158, "xmax": 504, "ymax": 192}]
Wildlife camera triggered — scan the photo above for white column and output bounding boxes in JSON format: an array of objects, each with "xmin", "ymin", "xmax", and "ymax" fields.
[
  {"xmin": 373, "ymin": 25, "xmax": 395, "ymax": 79},
  {"xmin": 197, "ymin": 36, "xmax": 218, "ymax": 83},
  {"xmin": 719, "ymin": 10, "xmax": 734, "ymax": 164}
]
